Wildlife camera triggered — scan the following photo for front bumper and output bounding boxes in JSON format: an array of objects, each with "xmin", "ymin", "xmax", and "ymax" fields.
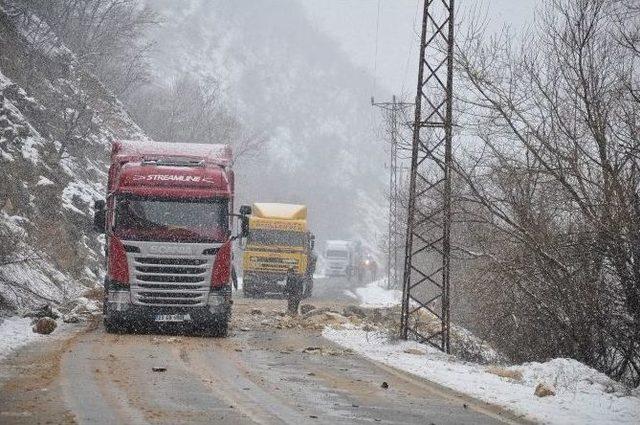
[
  {"xmin": 104, "ymin": 287, "xmax": 231, "ymax": 326},
  {"xmin": 243, "ymin": 272, "xmax": 292, "ymax": 293}
]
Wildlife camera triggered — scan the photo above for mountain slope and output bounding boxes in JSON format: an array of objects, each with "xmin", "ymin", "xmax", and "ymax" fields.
[
  {"xmin": 0, "ymin": 7, "xmax": 148, "ymax": 309},
  {"xmin": 143, "ymin": 0, "xmax": 388, "ymax": 249}
]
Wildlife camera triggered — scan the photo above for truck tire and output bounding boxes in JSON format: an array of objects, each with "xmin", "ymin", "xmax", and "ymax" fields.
[
  {"xmin": 243, "ymin": 286, "xmax": 255, "ymax": 298},
  {"xmin": 243, "ymin": 276, "xmax": 255, "ymax": 298},
  {"xmin": 104, "ymin": 317, "xmax": 125, "ymax": 334},
  {"xmin": 215, "ymin": 320, "xmax": 229, "ymax": 337},
  {"xmin": 202, "ymin": 319, "xmax": 228, "ymax": 337},
  {"xmin": 304, "ymin": 280, "xmax": 313, "ymax": 298}
]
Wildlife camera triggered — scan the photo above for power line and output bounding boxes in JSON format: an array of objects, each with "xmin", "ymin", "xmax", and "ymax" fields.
[
  {"xmin": 401, "ymin": 0, "xmax": 422, "ymax": 96},
  {"xmin": 372, "ymin": 0, "xmax": 382, "ymax": 96},
  {"xmin": 371, "ymin": 96, "xmax": 414, "ymax": 290}
]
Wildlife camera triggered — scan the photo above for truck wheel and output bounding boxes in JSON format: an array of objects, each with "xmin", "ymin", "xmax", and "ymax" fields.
[
  {"xmin": 202, "ymin": 319, "xmax": 228, "ymax": 337},
  {"xmin": 104, "ymin": 317, "xmax": 124, "ymax": 334},
  {"xmin": 243, "ymin": 287, "xmax": 255, "ymax": 298},
  {"xmin": 243, "ymin": 277, "xmax": 255, "ymax": 298},
  {"xmin": 215, "ymin": 320, "xmax": 229, "ymax": 337},
  {"xmin": 305, "ymin": 280, "xmax": 313, "ymax": 298}
]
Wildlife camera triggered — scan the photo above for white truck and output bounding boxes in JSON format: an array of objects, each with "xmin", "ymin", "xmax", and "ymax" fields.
[{"xmin": 324, "ymin": 240, "xmax": 362, "ymax": 280}]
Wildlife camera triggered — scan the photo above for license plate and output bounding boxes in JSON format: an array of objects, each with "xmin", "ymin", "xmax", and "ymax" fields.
[{"xmin": 155, "ymin": 314, "xmax": 191, "ymax": 323}]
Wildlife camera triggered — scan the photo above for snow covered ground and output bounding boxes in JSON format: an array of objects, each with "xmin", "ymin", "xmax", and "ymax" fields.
[
  {"xmin": 0, "ymin": 316, "xmax": 43, "ymax": 361},
  {"xmin": 324, "ymin": 328, "xmax": 640, "ymax": 425},
  {"xmin": 345, "ymin": 278, "xmax": 402, "ymax": 308}
]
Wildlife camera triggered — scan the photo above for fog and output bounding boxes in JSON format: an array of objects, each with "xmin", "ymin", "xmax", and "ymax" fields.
[
  {"xmin": 132, "ymin": 0, "xmax": 541, "ymax": 255},
  {"xmin": 130, "ymin": 0, "xmax": 400, "ymax": 253}
]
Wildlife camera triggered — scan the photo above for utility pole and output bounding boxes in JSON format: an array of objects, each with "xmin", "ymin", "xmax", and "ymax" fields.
[
  {"xmin": 371, "ymin": 96, "xmax": 413, "ymax": 290},
  {"xmin": 400, "ymin": 0, "xmax": 455, "ymax": 353}
]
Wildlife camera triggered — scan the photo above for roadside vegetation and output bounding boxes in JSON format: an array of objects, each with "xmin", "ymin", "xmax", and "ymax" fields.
[{"xmin": 448, "ymin": 0, "xmax": 640, "ymax": 387}]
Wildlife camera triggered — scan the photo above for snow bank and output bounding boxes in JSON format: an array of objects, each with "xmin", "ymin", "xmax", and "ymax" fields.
[
  {"xmin": 0, "ymin": 316, "xmax": 42, "ymax": 361},
  {"xmin": 352, "ymin": 279, "xmax": 401, "ymax": 308},
  {"xmin": 323, "ymin": 328, "xmax": 640, "ymax": 425}
]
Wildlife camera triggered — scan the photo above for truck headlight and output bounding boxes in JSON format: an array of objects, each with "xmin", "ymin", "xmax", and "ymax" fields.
[
  {"xmin": 107, "ymin": 290, "xmax": 130, "ymax": 303},
  {"xmin": 107, "ymin": 290, "xmax": 131, "ymax": 311},
  {"xmin": 208, "ymin": 293, "xmax": 225, "ymax": 308}
]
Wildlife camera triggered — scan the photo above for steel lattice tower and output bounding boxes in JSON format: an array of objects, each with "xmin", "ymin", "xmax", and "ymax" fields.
[
  {"xmin": 400, "ymin": 0, "xmax": 454, "ymax": 353},
  {"xmin": 372, "ymin": 96, "xmax": 413, "ymax": 290}
]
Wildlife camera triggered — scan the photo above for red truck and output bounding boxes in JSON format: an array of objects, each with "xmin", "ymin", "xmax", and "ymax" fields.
[{"xmin": 93, "ymin": 140, "xmax": 250, "ymax": 336}]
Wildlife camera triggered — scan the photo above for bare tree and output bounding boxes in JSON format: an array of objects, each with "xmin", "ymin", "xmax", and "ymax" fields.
[
  {"xmin": 451, "ymin": 0, "xmax": 640, "ymax": 386},
  {"xmin": 128, "ymin": 73, "xmax": 267, "ymax": 162},
  {"xmin": 6, "ymin": 0, "xmax": 159, "ymax": 96},
  {"xmin": 57, "ymin": 90, "xmax": 95, "ymax": 160}
]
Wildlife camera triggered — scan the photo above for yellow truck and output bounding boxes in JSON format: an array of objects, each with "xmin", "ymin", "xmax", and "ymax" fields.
[{"xmin": 242, "ymin": 203, "xmax": 316, "ymax": 298}]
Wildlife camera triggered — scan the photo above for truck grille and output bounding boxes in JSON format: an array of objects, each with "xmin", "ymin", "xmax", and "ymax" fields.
[
  {"xmin": 250, "ymin": 256, "xmax": 298, "ymax": 272},
  {"xmin": 126, "ymin": 244, "xmax": 216, "ymax": 307}
]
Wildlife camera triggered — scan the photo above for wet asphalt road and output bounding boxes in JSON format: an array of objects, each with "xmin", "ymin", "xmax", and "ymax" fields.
[{"xmin": 0, "ymin": 280, "xmax": 527, "ymax": 425}]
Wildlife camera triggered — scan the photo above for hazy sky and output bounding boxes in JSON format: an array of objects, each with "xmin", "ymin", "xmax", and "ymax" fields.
[{"xmin": 298, "ymin": 0, "xmax": 541, "ymax": 99}]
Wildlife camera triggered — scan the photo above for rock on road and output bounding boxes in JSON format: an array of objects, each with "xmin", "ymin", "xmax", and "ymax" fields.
[{"xmin": 0, "ymin": 285, "xmax": 527, "ymax": 425}]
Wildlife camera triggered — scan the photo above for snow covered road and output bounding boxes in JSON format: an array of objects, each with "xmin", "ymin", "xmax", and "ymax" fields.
[
  {"xmin": 324, "ymin": 329, "xmax": 640, "ymax": 425},
  {"xmin": 0, "ymin": 296, "xmax": 521, "ymax": 425},
  {"xmin": 0, "ymin": 316, "xmax": 43, "ymax": 361}
]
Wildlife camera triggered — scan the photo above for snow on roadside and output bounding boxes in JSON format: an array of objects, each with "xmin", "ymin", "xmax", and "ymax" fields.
[
  {"xmin": 352, "ymin": 279, "xmax": 401, "ymax": 308},
  {"xmin": 323, "ymin": 328, "xmax": 640, "ymax": 425},
  {"xmin": 0, "ymin": 316, "xmax": 43, "ymax": 361}
]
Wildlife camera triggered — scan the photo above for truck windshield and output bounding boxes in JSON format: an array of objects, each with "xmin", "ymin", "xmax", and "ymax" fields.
[
  {"xmin": 114, "ymin": 197, "xmax": 228, "ymax": 242},
  {"xmin": 248, "ymin": 229, "xmax": 306, "ymax": 247},
  {"xmin": 326, "ymin": 249, "xmax": 348, "ymax": 259}
]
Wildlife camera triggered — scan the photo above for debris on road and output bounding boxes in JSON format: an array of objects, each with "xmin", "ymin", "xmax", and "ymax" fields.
[
  {"xmin": 301, "ymin": 307, "xmax": 332, "ymax": 319},
  {"xmin": 381, "ymin": 381, "xmax": 389, "ymax": 389},
  {"xmin": 342, "ymin": 305, "xmax": 367, "ymax": 318},
  {"xmin": 300, "ymin": 304, "xmax": 316, "ymax": 315},
  {"xmin": 22, "ymin": 304, "xmax": 60, "ymax": 320},
  {"xmin": 534, "ymin": 383, "xmax": 555, "ymax": 397},
  {"xmin": 486, "ymin": 366, "xmax": 522, "ymax": 382},
  {"xmin": 62, "ymin": 313, "xmax": 81, "ymax": 324},
  {"xmin": 302, "ymin": 311, "xmax": 349, "ymax": 330},
  {"xmin": 302, "ymin": 346, "xmax": 353, "ymax": 356},
  {"xmin": 303, "ymin": 346, "xmax": 322, "ymax": 354},
  {"xmin": 152, "ymin": 367, "xmax": 167, "ymax": 372},
  {"xmin": 32, "ymin": 317, "xmax": 57, "ymax": 335},
  {"xmin": 403, "ymin": 348, "xmax": 426, "ymax": 356}
]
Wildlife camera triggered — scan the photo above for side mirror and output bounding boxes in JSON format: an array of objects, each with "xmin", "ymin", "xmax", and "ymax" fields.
[
  {"xmin": 239, "ymin": 205, "xmax": 252, "ymax": 215},
  {"xmin": 93, "ymin": 199, "xmax": 106, "ymax": 234},
  {"xmin": 230, "ymin": 211, "xmax": 250, "ymax": 241},
  {"xmin": 241, "ymin": 215, "xmax": 250, "ymax": 238}
]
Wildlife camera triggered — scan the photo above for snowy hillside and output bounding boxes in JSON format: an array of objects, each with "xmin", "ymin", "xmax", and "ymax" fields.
[{"xmin": 0, "ymin": 6, "xmax": 148, "ymax": 309}]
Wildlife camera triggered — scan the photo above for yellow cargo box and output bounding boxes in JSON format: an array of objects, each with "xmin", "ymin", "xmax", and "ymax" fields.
[
  {"xmin": 252, "ymin": 203, "xmax": 307, "ymax": 220},
  {"xmin": 249, "ymin": 203, "xmax": 307, "ymax": 232}
]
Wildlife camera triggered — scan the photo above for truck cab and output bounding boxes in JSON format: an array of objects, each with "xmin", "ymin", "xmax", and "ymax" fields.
[
  {"xmin": 324, "ymin": 240, "xmax": 352, "ymax": 277},
  {"xmin": 242, "ymin": 203, "xmax": 316, "ymax": 297},
  {"xmin": 93, "ymin": 140, "xmax": 249, "ymax": 336}
]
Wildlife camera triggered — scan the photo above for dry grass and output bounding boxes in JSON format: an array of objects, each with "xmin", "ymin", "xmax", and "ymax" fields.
[{"xmin": 486, "ymin": 366, "xmax": 523, "ymax": 381}]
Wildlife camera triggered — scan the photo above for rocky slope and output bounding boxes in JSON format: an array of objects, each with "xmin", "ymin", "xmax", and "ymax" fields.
[{"xmin": 0, "ymin": 6, "xmax": 148, "ymax": 310}]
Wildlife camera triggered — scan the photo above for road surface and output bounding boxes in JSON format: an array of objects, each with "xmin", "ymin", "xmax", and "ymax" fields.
[{"xmin": 0, "ymin": 280, "xmax": 528, "ymax": 425}]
